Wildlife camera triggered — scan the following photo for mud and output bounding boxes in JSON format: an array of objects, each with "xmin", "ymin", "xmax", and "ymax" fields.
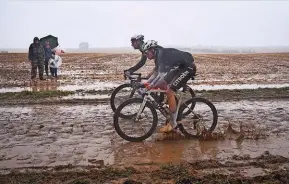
[
  {"xmin": 1, "ymin": 52, "xmax": 289, "ymax": 183},
  {"xmin": 0, "ymin": 99, "xmax": 288, "ymax": 170},
  {"xmin": 1, "ymin": 154, "xmax": 289, "ymax": 183},
  {"xmin": 0, "ymin": 87, "xmax": 288, "ymax": 106},
  {"xmin": 0, "ymin": 53, "xmax": 289, "ymax": 89}
]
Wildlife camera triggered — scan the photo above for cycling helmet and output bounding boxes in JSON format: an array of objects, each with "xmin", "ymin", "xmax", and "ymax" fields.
[
  {"xmin": 142, "ymin": 40, "xmax": 158, "ymax": 52},
  {"xmin": 131, "ymin": 34, "xmax": 144, "ymax": 42}
]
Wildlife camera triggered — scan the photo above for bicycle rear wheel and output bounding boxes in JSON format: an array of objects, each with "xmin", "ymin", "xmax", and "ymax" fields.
[
  {"xmin": 177, "ymin": 97, "xmax": 218, "ymax": 139},
  {"xmin": 113, "ymin": 98, "xmax": 158, "ymax": 142},
  {"xmin": 179, "ymin": 85, "xmax": 196, "ymax": 116}
]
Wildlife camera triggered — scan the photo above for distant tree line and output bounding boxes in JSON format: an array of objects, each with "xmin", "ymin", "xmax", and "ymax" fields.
[
  {"xmin": 177, "ymin": 47, "xmax": 256, "ymax": 53},
  {"xmin": 0, "ymin": 50, "xmax": 8, "ymax": 53}
]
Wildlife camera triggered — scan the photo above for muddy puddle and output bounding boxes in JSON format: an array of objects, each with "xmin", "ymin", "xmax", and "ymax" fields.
[
  {"xmin": 0, "ymin": 99, "xmax": 288, "ymax": 170},
  {"xmin": 0, "ymin": 80, "xmax": 121, "ymax": 93},
  {"xmin": 1, "ymin": 81, "xmax": 289, "ymax": 95},
  {"xmin": 0, "ymin": 86, "xmax": 30, "ymax": 93},
  {"xmin": 190, "ymin": 83, "xmax": 289, "ymax": 91},
  {"xmin": 57, "ymin": 82, "xmax": 120, "ymax": 91},
  {"xmin": 61, "ymin": 94, "xmax": 110, "ymax": 100}
]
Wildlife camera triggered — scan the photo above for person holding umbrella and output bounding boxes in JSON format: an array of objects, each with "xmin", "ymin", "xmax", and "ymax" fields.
[
  {"xmin": 44, "ymin": 41, "xmax": 52, "ymax": 77},
  {"xmin": 40, "ymin": 35, "xmax": 60, "ymax": 77},
  {"xmin": 28, "ymin": 37, "xmax": 46, "ymax": 80}
]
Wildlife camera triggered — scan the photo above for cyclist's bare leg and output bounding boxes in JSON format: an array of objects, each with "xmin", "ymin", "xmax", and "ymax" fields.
[
  {"xmin": 166, "ymin": 88, "xmax": 177, "ymax": 126},
  {"xmin": 154, "ymin": 79, "xmax": 179, "ymax": 132}
]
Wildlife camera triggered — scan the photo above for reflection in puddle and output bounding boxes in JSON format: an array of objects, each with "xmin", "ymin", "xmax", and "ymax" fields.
[
  {"xmin": 189, "ymin": 83, "xmax": 289, "ymax": 91},
  {"xmin": 61, "ymin": 94, "xmax": 110, "ymax": 100},
  {"xmin": 1, "ymin": 82, "xmax": 289, "ymax": 93},
  {"xmin": 60, "ymin": 70, "xmax": 107, "ymax": 75},
  {"xmin": 113, "ymin": 136, "xmax": 289, "ymax": 166},
  {"xmin": 57, "ymin": 82, "xmax": 120, "ymax": 91},
  {"xmin": 0, "ymin": 87, "xmax": 30, "ymax": 93}
]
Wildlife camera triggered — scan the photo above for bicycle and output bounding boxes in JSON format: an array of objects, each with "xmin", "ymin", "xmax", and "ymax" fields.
[
  {"xmin": 110, "ymin": 73, "xmax": 148, "ymax": 113},
  {"xmin": 110, "ymin": 72, "xmax": 196, "ymax": 117},
  {"xmin": 113, "ymin": 84, "xmax": 218, "ymax": 142}
]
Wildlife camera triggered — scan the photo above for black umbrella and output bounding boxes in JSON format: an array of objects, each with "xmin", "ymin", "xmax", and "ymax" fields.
[{"xmin": 40, "ymin": 35, "xmax": 59, "ymax": 49}]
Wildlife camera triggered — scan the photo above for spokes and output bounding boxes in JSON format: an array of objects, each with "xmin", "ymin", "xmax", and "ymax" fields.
[
  {"xmin": 117, "ymin": 101, "xmax": 155, "ymax": 138},
  {"xmin": 178, "ymin": 98, "xmax": 218, "ymax": 137}
]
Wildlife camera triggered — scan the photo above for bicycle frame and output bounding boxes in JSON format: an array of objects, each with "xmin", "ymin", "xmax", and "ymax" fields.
[
  {"xmin": 134, "ymin": 87, "xmax": 186, "ymax": 122},
  {"xmin": 123, "ymin": 73, "xmax": 149, "ymax": 98}
]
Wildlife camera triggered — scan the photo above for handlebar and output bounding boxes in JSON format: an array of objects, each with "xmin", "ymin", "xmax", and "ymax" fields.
[
  {"xmin": 124, "ymin": 72, "xmax": 148, "ymax": 82},
  {"xmin": 124, "ymin": 72, "xmax": 140, "ymax": 80}
]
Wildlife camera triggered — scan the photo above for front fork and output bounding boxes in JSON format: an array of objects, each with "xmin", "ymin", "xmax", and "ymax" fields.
[
  {"xmin": 129, "ymin": 88, "xmax": 136, "ymax": 98},
  {"xmin": 134, "ymin": 90, "xmax": 184, "ymax": 124},
  {"xmin": 134, "ymin": 95, "xmax": 149, "ymax": 121}
]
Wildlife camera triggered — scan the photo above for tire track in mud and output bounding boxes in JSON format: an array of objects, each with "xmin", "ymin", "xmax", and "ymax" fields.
[{"xmin": 0, "ymin": 99, "xmax": 289, "ymax": 170}]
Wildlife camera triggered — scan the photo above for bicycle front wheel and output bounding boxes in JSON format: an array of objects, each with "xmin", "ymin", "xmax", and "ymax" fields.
[
  {"xmin": 177, "ymin": 97, "xmax": 218, "ymax": 139},
  {"xmin": 110, "ymin": 83, "xmax": 164, "ymax": 115},
  {"xmin": 113, "ymin": 98, "xmax": 158, "ymax": 142},
  {"xmin": 110, "ymin": 83, "xmax": 138, "ymax": 112}
]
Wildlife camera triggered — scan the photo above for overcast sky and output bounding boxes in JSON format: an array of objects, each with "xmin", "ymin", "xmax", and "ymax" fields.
[{"xmin": 0, "ymin": 0, "xmax": 289, "ymax": 48}]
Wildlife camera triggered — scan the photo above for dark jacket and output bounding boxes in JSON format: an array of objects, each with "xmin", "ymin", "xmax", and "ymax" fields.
[
  {"xmin": 44, "ymin": 47, "xmax": 52, "ymax": 60},
  {"xmin": 28, "ymin": 43, "xmax": 45, "ymax": 61}
]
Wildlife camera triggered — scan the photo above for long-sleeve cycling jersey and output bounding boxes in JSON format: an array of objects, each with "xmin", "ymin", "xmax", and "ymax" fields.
[
  {"xmin": 126, "ymin": 46, "xmax": 163, "ymax": 74},
  {"xmin": 148, "ymin": 47, "xmax": 195, "ymax": 87},
  {"xmin": 154, "ymin": 47, "xmax": 195, "ymax": 73},
  {"xmin": 126, "ymin": 52, "xmax": 147, "ymax": 73}
]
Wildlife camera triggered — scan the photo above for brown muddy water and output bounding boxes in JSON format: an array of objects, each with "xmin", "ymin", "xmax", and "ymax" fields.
[
  {"xmin": 0, "ymin": 99, "xmax": 288, "ymax": 170},
  {"xmin": 1, "ymin": 79, "xmax": 289, "ymax": 94}
]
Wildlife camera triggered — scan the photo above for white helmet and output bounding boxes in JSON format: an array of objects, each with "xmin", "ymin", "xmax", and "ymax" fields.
[
  {"xmin": 131, "ymin": 34, "xmax": 144, "ymax": 41},
  {"xmin": 142, "ymin": 40, "xmax": 158, "ymax": 52}
]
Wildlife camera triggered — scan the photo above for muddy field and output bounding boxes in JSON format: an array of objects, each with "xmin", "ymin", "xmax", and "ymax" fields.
[
  {"xmin": 0, "ymin": 52, "xmax": 289, "ymax": 183},
  {"xmin": 0, "ymin": 52, "xmax": 289, "ymax": 89}
]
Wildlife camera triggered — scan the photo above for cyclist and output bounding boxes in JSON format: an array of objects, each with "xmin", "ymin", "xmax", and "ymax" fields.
[
  {"xmin": 141, "ymin": 40, "xmax": 196, "ymax": 132},
  {"xmin": 124, "ymin": 34, "xmax": 159, "ymax": 79}
]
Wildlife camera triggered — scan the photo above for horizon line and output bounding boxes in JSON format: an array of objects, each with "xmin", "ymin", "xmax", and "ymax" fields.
[{"xmin": 2, "ymin": 45, "xmax": 289, "ymax": 50}]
